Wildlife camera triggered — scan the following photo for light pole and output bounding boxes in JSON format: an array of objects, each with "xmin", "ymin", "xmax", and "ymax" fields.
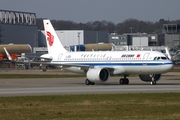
[
  {"xmin": 96, "ymin": 31, "xmax": 99, "ymax": 51},
  {"xmin": 129, "ymin": 27, "xmax": 133, "ymax": 34},
  {"xmin": 34, "ymin": 34, "xmax": 36, "ymax": 47},
  {"xmin": 77, "ymin": 32, "xmax": 81, "ymax": 51},
  {"xmin": 139, "ymin": 33, "xmax": 142, "ymax": 50}
]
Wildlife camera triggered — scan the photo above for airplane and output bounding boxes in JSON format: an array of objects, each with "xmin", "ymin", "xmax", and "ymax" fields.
[{"xmin": 43, "ymin": 19, "xmax": 174, "ymax": 85}]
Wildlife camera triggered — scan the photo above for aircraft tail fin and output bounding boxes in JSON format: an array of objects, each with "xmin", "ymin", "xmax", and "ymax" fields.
[
  {"xmin": 43, "ymin": 19, "xmax": 67, "ymax": 58},
  {"xmin": 4, "ymin": 47, "xmax": 12, "ymax": 60}
]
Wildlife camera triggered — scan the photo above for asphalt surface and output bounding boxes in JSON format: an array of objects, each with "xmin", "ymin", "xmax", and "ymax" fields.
[{"xmin": 0, "ymin": 69, "xmax": 180, "ymax": 96}]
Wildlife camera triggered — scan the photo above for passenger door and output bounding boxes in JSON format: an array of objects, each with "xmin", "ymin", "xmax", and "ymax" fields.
[
  {"xmin": 142, "ymin": 53, "xmax": 149, "ymax": 65},
  {"xmin": 143, "ymin": 53, "xmax": 149, "ymax": 60}
]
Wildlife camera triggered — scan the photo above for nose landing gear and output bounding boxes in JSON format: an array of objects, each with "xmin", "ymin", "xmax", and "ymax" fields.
[{"xmin": 150, "ymin": 74, "xmax": 156, "ymax": 85}]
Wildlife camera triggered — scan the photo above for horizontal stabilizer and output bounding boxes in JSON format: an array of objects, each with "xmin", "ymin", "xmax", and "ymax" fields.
[{"xmin": 40, "ymin": 54, "xmax": 53, "ymax": 60}]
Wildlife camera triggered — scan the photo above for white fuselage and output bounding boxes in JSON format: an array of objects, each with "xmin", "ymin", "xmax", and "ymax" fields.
[{"xmin": 50, "ymin": 50, "xmax": 174, "ymax": 75}]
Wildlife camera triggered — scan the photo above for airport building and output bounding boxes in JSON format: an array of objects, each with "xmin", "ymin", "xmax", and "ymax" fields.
[
  {"xmin": 163, "ymin": 24, "xmax": 180, "ymax": 50},
  {"xmin": 109, "ymin": 33, "xmax": 161, "ymax": 48},
  {"xmin": 0, "ymin": 10, "xmax": 38, "ymax": 48}
]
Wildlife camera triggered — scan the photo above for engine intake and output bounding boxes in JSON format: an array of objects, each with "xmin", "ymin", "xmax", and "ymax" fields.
[
  {"xmin": 139, "ymin": 74, "xmax": 161, "ymax": 82},
  {"xmin": 87, "ymin": 68, "xmax": 110, "ymax": 82}
]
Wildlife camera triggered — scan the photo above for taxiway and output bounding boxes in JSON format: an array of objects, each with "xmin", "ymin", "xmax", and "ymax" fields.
[{"xmin": 0, "ymin": 71, "xmax": 180, "ymax": 96}]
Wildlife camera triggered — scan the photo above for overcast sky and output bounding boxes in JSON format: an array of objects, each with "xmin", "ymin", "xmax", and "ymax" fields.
[{"xmin": 0, "ymin": 0, "xmax": 180, "ymax": 23}]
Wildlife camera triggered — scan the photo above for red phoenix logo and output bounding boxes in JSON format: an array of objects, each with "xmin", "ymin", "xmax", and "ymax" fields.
[
  {"xmin": 46, "ymin": 31, "xmax": 54, "ymax": 46},
  {"xmin": 136, "ymin": 54, "xmax": 141, "ymax": 57}
]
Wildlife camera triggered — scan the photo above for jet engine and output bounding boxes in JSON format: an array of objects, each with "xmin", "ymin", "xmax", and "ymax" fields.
[
  {"xmin": 139, "ymin": 74, "xmax": 161, "ymax": 82},
  {"xmin": 87, "ymin": 68, "xmax": 110, "ymax": 82}
]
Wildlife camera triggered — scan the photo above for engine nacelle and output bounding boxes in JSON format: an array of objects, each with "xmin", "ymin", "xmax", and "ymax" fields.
[
  {"xmin": 139, "ymin": 74, "xmax": 161, "ymax": 82},
  {"xmin": 87, "ymin": 68, "xmax": 110, "ymax": 82}
]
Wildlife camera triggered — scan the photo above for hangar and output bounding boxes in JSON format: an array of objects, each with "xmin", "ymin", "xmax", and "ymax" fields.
[{"xmin": 0, "ymin": 10, "xmax": 38, "ymax": 48}]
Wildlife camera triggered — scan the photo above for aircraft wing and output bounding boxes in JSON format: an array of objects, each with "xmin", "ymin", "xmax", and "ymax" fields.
[
  {"xmin": 44, "ymin": 62, "xmax": 120, "ymax": 74},
  {"xmin": 15, "ymin": 60, "xmax": 90, "ymax": 68},
  {"xmin": 5, "ymin": 45, "xmax": 119, "ymax": 73}
]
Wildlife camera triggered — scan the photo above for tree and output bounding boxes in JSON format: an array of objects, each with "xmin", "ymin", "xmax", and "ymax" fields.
[{"xmin": 36, "ymin": 18, "xmax": 180, "ymax": 34}]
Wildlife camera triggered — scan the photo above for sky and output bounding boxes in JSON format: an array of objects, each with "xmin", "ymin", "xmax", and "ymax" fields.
[{"xmin": 0, "ymin": 0, "xmax": 180, "ymax": 24}]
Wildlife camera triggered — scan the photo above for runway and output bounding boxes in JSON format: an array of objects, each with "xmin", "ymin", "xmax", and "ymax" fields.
[
  {"xmin": 0, "ymin": 85, "xmax": 180, "ymax": 96},
  {"xmin": 0, "ymin": 74, "xmax": 180, "ymax": 96}
]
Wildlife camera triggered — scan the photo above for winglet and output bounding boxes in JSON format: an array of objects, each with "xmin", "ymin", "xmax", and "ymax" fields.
[
  {"xmin": 4, "ymin": 47, "xmax": 12, "ymax": 60},
  {"xmin": 165, "ymin": 47, "xmax": 171, "ymax": 60}
]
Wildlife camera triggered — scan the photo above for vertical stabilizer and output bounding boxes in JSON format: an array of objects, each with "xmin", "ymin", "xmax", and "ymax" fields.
[{"xmin": 43, "ymin": 20, "xmax": 67, "ymax": 57}]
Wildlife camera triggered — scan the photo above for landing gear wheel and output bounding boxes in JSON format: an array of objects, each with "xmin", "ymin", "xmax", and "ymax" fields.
[
  {"xmin": 125, "ymin": 78, "xmax": 129, "ymax": 84},
  {"xmin": 119, "ymin": 78, "xmax": 129, "ymax": 85},
  {"xmin": 85, "ymin": 79, "xmax": 91, "ymax": 85},
  {"xmin": 119, "ymin": 78, "xmax": 124, "ymax": 85},
  {"xmin": 85, "ymin": 79, "xmax": 95, "ymax": 85},
  {"xmin": 151, "ymin": 81, "xmax": 156, "ymax": 85}
]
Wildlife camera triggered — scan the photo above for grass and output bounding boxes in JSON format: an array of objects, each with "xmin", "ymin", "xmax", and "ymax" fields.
[{"xmin": 0, "ymin": 93, "xmax": 180, "ymax": 120}]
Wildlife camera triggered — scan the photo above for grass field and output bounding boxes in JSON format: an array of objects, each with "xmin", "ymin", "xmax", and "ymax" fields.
[{"xmin": 0, "ymin": 93, "xmax": 180, "ymax": 120}]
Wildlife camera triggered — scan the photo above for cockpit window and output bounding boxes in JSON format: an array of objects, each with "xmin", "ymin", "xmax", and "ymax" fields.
[
  {"xmin": 154, "ymin": 56, "xmax": 168, "ymax": 60},
  {"xmin": 161, "ymin": 57, "xmax": 167, "ymax": 60}
]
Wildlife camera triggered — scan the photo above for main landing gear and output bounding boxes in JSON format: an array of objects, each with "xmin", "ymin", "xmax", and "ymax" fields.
[
  {"xmin": 119, "ymin": 75, "xmax": 129, "ymax": 85},
  {"xmin": 85, "ymin": 79, "xmax": 95, "ymax": 85},
  {"xmin": 85, "ymin": 76, "xmax": 130, "ymax": 85}
]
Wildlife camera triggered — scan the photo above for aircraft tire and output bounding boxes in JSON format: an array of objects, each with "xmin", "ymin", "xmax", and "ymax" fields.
[
  {"xmin": 85, "ymin": 79, "xmax": 91, "ymax": 85},
  {"xmin": 125, "ymin": 78, "xmax": 129, "ymax": 84},
  {"xmin": 119, "ymin": 78, "xmax": 124, "ymax": 85},
  {"xmin": 151, "ymin": 81, "xmax": 156, "ymax": 85}
]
